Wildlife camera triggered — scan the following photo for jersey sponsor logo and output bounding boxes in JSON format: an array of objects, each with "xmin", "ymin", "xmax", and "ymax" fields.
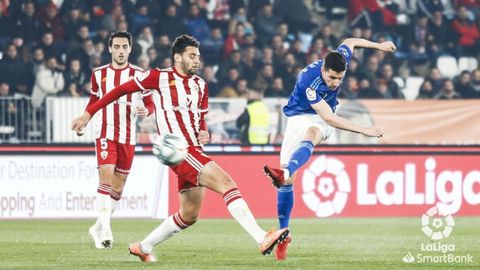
[
  {"xmin": 136, "ymin": 70, "xmax": 150, "ymax": 82},
  {"xmin": 306, "ymin": 87, "xmax": 317, "ymax": 101},
  {"xmin": 169, "ymin": 80, "xmax": 176, "ymax": 86}
]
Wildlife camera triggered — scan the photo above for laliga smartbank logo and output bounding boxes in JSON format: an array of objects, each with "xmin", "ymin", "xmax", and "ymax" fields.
[
  {"xmin": 402, "ymin": 206, "xmax": 474, "ymax": 264},
  {"xmin": 301, "ymin": 156, "xmax": 480, "ymax": 217}
]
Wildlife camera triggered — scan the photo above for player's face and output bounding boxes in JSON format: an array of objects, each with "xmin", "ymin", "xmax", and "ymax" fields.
[
  {"xmin": 322, "ymin": 67, "xmax": 345, "ymax": 90},
  {"xmin": 177, "ymin": 46, "xmax": 201, "ymax": 75},
  {"xmin": 109, "ymin": 37, "xmax": 131, "ymax": 66}
]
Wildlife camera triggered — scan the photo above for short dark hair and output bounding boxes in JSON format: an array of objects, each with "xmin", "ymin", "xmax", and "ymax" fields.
[
  {"xmin": 108, "ymin": 31, "xmax": 132, "ymax": 47},
  {"xmin": 171, "ymin": 34, "xmax": 199, "ymax": 60},
  {"xmin": 324, "ymin": 51, "xmax": 346, "ymax": 72}
]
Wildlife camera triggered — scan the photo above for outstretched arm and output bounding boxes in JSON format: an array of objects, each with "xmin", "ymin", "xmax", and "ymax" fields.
[
  {"xmin": 341, "ymin": 38, "xmax": 396, "ymax": 53},
  {"xmin": 71, "ymin": 80, "xmax": 141, "ymax": 134},
  {"xmin": 311, "ymin": 99, "xmax": 383, "ymax": 138}
]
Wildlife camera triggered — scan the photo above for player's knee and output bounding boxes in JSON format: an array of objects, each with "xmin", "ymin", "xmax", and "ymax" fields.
[{"xmin": 179, "ymin": 210, "xmax": 199, "ymax": 224}]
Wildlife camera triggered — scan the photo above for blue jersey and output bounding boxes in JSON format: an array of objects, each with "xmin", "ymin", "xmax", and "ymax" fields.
[{"xmin": 283, "ymin": 44, "xmax": 352, "ymax": 117}]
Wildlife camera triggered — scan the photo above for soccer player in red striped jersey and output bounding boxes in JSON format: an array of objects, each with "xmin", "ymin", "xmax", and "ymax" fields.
[
  {"xmin": 72, "ymin": 35, "xmax": 289, "ymax": 260},
  {"xmin": 79, "ymin": 31, "xmax": 155, "ymax": 249}
]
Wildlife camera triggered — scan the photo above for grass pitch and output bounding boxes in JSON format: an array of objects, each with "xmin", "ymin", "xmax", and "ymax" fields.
[{"xmin": 0, "ymin": 218, "xmax": 479, "ymax": 269}]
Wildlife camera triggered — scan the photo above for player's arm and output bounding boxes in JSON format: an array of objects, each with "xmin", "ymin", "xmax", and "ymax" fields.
[
  {"xmin": 71, "ymin": 70, "xmax": 158, "ymax": 133},
  {"xmin": 137, "ymin": 92, "xmax": 155, "ymax": 118},
  {"xmin": 341, "ymin": 38, "xmax": 396, "ymax": 53},
  {"xmin": 198, "ymin": 83, "xmax": 209, "ymax": 144},
  {"xmin": 311, "ymin": 100, "xmax": 383, "ymax": 138}
]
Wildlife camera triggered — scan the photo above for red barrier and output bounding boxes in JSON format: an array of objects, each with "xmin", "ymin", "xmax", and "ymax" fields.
[{"xmin": 168, "ymin": 153, "xmax": 480, "ymax": 218}]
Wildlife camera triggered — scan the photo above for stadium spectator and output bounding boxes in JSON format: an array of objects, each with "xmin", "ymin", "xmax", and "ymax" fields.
[
  {"xmin": 38, "ymin": 31, "xmax": 63, "ymax": 62},
  {"xmin": 309, "ymin": 37, "xmax": 329, "ymax": 60},
  {"xmin": 252, "ymin": 64, "xmax": 274, "ymax": 93},
  {"xmin": 427, "ymin": 11, "xmax": 456, "ymax": 56},
  {"xmin": 417, "ymin": 0, "xmax": 444, "ymax": 20},
  {"xmin": 316, "ymin": 23, "xmax": 338, "ymax": 50},
  {"xmin": 339, "ymin": 76, "xmax": 360, "ymax": 99},
  {"xmin": 435, "ymin": 79, "xmax": 462, "ymax": 99},
  {"xmin": 136, "ymin": 27, "xmax": 154, "ymax": 58},
  {"xmin": 202, "ymin": 27, "xmax": 224, "ymax": 65},
  {"xmin": 470, "ymin": 69, "xmax": 480, "ymax": 96},
  {"xmin": 14, "ymin": 1, "xmax": 41, "ymax": 45},
  {"xmin": 253, "ymin": 3, "xmax": 280, "ymax": 46},
  {"xmin": 155, "ymin": 4, "xmax": 187, "ymax": 40},
  {"xmin": 451, "ymin": 5, "xmax": 480, "ymax": 56},
  {"xmin": 265, "ymin": 77, "xmax": 288, "ymax": 98},
  {"xmin": 417, "ymin": 79, "xmax": 436, "ymax": 99},
  {"xmin": 379, "ymin": 64, "xmax": 403, "ymax": 98},
  {"xmin": 185, "ymin": 4, "xmax": 210, "ymax": 42},
  {"xmin": 152, "ymin": 34, "xmax": 171, "ymax": 66},
  {"xmin": 61, "ymin": 58, "xmax": 87, "ymax": 97},
  {"xmin": 241, "ymin": 46, "xmax": 261, "ymax": 81},
  {"xmin": 218, "ymin": 50, "xmax": 243, "ymax": 81},
  {"xmin": 100, "ymin": 5, "xmax": 123, "ymax": 33},
  {"xmin": 455, "ymin": 70, "xmax": 477, "ymax": 98},
  {"xmin": 39, "ymin": 3, "xmax": 66, "ymax": 41},
  {"xmin": 0, "ymin": 43, "xmax": 28, "ymax": 95},
  {"xmin": 224, "ymin": 22, "xmax": 247, "ymax": 59},
  {"xmin": 275, "ymin": 52, "xmax": 298, "ymax": 91},
  {"xmin": 218, "ymin": 67, "xmax": 241, "ymax": 95},
  {"xmin": 128, "ymin": 3, "xmax": 152, "ymax": 36},
  {"xmin": 64, "ymin": 8, "xmax": 85, "ymax": 40},
  {"xmin": 201, "ymin": 65, "xmax": 220, "ymax": 97},
  {"xmin": 229, "ymin": 7, "xmax": 254, "ymax": 36},
  {"xmin": 31, "ymin": 56, "xmax": 64, "ymax": 108},
  {"xmin": 428, "ymin": 67, "xmax": 444, "ymax": 90}
]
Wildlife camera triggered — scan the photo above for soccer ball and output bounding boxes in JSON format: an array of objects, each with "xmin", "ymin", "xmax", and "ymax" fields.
[{"xmin": 152, "ymin": 133, "xmax": 188, "ymax": 165}]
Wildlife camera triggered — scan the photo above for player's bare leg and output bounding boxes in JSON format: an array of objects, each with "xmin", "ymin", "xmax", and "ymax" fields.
[
  {"xmin": 110, "ymin": 172, "xmax": 128, "ymax": 214},
  {"xmin": 131, "ymin": 188, "xmax": 204, "ymax": 262},
  {"xmin": 89, "ymin": 165, "xmax": 115, "ymax": 249},
  {"xmin": 199, "ymin": 161, "xmax": 289, "ymax": 255}
]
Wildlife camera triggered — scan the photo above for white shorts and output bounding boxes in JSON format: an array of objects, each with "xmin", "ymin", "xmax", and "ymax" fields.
[{"xmin": 280, "ymin": 114, "xmax": 334, "ymax": 166}]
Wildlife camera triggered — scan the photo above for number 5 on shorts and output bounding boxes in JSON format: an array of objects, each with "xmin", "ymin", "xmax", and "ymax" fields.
[{"xmin": 100, "ymin": 138, "xmax": 108, "ymax": 150}]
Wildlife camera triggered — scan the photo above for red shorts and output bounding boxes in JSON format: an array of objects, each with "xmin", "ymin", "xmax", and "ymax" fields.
[
  {"xmin": 170, "ymin": 146, "xmax": 213, "ymax": 193},
  {"xmin": 95, "ymin": 138, "xmax": 135, "ymax": 174}
]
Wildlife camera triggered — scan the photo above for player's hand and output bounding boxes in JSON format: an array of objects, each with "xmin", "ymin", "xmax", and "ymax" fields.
[
  {"xmin": 71, "ymin": 111, "xmax": 92, "ymax": 136},
  {"xmin": 362, "ymin": 126, "xmax": 384, "ymax": 138},
  {"xmin": 198, "ymin": 130, "xmax": 210, "ymax": 145},
  {"xmin": 378, "ymin": 41, "xmax": 396, "ymax": 53},
  {"xmin": 136, "ymin": 107, "xmax": 149, "ymax": 118}
]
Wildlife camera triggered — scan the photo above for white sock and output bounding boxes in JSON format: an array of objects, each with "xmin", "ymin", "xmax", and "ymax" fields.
[
  {"xmin": 140, "ymin": 212, "xmax": 191, "ymax": 254},
  {"xmin": 97, "ymin": 183, "xmax": 112, "ymax": 231},
  {"xmin": 224, "ymin": 188, "xmax": 266, "ymax": 244},
  {"xmin": 110, "ymin": 190, "xmax": 122, "ymax": 214}
]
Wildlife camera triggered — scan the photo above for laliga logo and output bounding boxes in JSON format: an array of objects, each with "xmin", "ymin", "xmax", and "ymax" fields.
[
  {"xmin": 421, "ymin": 206, "xmax": 455, "ymax": 240},
  {"xmin": 301, "ymin": 155, "xmax": 351, "ymax": 217}
]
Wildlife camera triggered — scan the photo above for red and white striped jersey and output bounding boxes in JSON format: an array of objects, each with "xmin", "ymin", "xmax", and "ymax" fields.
[
  {"xmin": 90, "ymin": 63, "xmax": 151, "ymax": 145},
  {"xmin": 132, "ymin": 67, "xmax": 208, "ymax": 147}
]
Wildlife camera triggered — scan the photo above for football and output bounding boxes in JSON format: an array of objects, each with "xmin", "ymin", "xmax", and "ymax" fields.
[{"xmin": 152, "ymin": 133, "xmax": 188, "ymax": 166}]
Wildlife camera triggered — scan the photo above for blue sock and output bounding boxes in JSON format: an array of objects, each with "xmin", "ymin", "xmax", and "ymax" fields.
[
  {"xmin": 286, "ymin": 141, "xmax": 314, "ymax": 176},
  {"xmin": 277, "ymin": 184, "xmax": 294, "ymax": 229}
]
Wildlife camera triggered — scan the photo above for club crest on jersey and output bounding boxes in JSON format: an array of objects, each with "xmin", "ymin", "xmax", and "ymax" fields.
[
  {"xmin": 136, "ymin": 70, "xmax": 150, "ymax": 82},
  {"xmin": 100, "ymin": 150, "xmax": 108, "ymax": 160},
  {"xmin": 306, "ymin": 87, "xmax": 316, "ymax": 101}
]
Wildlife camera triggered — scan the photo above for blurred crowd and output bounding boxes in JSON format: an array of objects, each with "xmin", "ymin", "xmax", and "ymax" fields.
[{"xmin": 0, "ymin": 0, "xmax": 479, "ymax": 108}]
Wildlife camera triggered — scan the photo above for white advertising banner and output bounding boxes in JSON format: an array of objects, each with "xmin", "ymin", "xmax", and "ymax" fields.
[{"xmin": 0, "ymin": 155, "xmax": 169, "ymax": 219}]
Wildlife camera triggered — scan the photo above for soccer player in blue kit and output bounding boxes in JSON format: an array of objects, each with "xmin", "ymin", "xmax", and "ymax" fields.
[{"xmin": 263, "ymin": 38, "xmax": 396, "ymax": 260}]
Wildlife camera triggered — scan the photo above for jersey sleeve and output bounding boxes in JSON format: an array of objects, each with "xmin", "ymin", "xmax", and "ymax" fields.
[
  {"xmin": 199, "ymin": 83, "xmax": 209, "ymax": 131},
  {"xmin": 133, "ymin": 69, "xmax": 159, "ymax": 90},
  {"xmin": 90, "ymin": 72, "xmax": 99, "ymax": 96},
  {"xmin": 305, "ymin": 76, "xmax": 325, "ymax": 105},
  {"xmin": 336, "ymin": 44, "xmax": 352, "ymax": 65}
]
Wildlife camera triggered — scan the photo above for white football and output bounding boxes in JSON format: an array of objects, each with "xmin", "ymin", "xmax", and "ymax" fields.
[{"xmin": 152, "ymin": 133, "xmax": 187, "ymax": 166}]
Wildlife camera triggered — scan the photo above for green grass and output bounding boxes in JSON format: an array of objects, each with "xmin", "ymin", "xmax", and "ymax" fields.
[{"xmin": 0, "ymin": 218, "xmax": 479, "ymax": 269}]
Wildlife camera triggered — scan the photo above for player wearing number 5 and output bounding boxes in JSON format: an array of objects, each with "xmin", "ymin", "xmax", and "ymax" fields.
[
  {"xmin": 263, "ymin": 38, "xmax": 396, "ymax": 260},
  {"xmin": 82, "ymin": 31, "xmax": 155, "ymax": 249}
]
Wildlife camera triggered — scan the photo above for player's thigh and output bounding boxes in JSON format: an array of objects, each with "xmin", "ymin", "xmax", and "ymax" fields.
[
  {"xmin": 198, "ymin": 161, "xmax": 236, "ymax": 195},
  {"xmin": 115, "ymin": 143, "xmax": 135, "ymax": 175},
  {"xmin": 280, "ymin": 116, "xmax": 313, "ymax": 166},
  {"xmin": 178, "ymin": 188, "xmax": 206, "ymax": 222}
]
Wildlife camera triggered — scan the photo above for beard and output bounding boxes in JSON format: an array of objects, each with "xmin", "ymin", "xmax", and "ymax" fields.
[{"xmin": 182, "ymin": 62, "xmax": 198, "ymax": 75}]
